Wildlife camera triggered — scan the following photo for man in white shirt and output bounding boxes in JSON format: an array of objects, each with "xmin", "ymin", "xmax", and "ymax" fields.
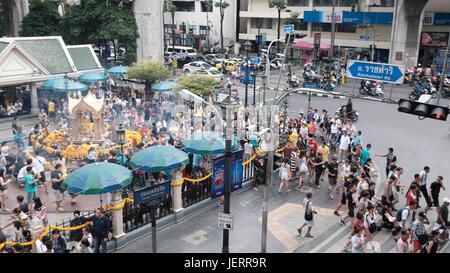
[
  {"xmin": 32, "ymin": 151, "xmax": 48, "ymax": 194},
  {"xmin": 338, "ymin": 129, "xmax": 351, "ymax": 163},
  {"xmin": 399, "ymin": 201, "xmax": 418, "ymax": 231},
  {"xmin": 418, "ymin": 166, "xmax": 432, "ymax": 214}
]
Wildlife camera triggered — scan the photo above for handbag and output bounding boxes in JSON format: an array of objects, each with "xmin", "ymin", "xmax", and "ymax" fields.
[{"xmin": 304, "ymin": 201, "xmax": 313, "ymax": 221}]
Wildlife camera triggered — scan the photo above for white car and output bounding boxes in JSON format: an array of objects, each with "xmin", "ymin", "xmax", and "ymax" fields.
[
  {"xmin": 194, "ymin": 69, "xmax": 223, "ymax": 80},
  {"xmin": 183, "ymin": 61, "xmax": 216, "ymax": 74},
  {"xmin": 205, "ymin": 54, "xmax": 225, "ymax": 62}
]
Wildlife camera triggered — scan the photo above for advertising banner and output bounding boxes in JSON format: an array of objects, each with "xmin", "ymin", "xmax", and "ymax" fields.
[
  {"xmin": 211, "ymin": 150, "xmax": 244, "ymax": 199},
  {"xmin": 421, "ymin": 32, "xmax": 449, "ymax": 47},
  {"xmin": 304, "ymin": 11, "xmax": 342, "ymax": 23}
]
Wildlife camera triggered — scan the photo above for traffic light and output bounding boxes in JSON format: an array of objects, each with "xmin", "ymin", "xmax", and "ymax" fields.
[
  {"xmin": 285, "ymin": 33, "xmax": 307, "ymax": 44},
  {"xmin": 397, "ymin": 99, "xmax": 449, "ymax": 121}
]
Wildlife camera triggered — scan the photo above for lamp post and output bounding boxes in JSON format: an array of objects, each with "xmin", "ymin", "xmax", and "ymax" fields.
[
  {"xmin": 243, "ymin": 40, "xmax": 253, "ymax": 109},
  {"xmin": 116, "ymin": 123, "xmax": 126, "ymax": 166},
  {"xmin": 217, "ymin": 86, "xmax": 240, "ymax": 254}
]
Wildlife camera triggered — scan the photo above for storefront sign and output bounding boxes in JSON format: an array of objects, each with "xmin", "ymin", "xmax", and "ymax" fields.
[
  {"xmin": 211, "ymin": 150, "xmax": 244, "ymax": 199},
  {"xmin": 421, "ymin": 32, "xmax": 449, "ymax": 47},
  {"xmin": 305, "ymin": 11, "xmax": 393, "ymax": 25},
  {"xmin": 342, "ymin": 12, "xmax": 393, "ymax": 25},
  {"xmin": 304, "ymin": 11, "xmax": 343, "ymax": 23},
  {"xmin": 133, "ymin": 180, "xmax": 171, "ymax": 205},
  {"xmin": 422, "ymin": 12, "xmax": 435, "ymax": 25}
]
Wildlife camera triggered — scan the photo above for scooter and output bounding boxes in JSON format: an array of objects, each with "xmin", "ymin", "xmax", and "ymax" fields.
[
  {"xmin": 335, "ymin": 105, "xmax": 359, "ymax": 122},
  {"xmin": 440, "ymin": 78, "xmax": 450, "ymax": 98},
  {"xmin": 288, "ymin": 77, "xmax": 301, "ymax": 88},
  {"xmin": 359, "ymin": 80, "xmax": 384, "ymax": 97},
  {"xmin": 409, "ymin": 79, "xmax": 437, "ymax": 100}
]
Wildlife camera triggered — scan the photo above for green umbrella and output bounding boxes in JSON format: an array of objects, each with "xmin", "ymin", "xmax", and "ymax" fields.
[
  {"xmin": 78, "ymin": 71, "xmax": 107, "ymax": 83},
  {"xmin": 61, "ymin": 162, "xmax": 132, "ymax": 195},
  {"xmin": 182, "ymin": 131, "xmax": 225, "ymax": 155},
  {"xmin": 130, "ymin": 146, "xmax": 189, "ymax": 172}
]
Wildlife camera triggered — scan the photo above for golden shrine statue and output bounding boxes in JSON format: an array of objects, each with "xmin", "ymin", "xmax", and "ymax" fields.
[{"xmin": 68, "ymin": 92, "xmax": 105, "ymax": 142}]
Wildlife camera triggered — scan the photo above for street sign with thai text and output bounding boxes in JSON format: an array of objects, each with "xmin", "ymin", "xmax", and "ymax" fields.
[
  {"xmin": 346, "ymin": 60, "xmax": 405, "ymax": 84},
  {"xmin": 284, "ymin": 24, "xmax": 294, "ymax": 33},
  {"xmin": 133, "ymin": 180, "xmax": 171, "ymax": 205}
]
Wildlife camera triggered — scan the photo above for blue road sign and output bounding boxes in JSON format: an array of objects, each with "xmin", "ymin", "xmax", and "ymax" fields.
[
  {"xmin": 346, "ymin": 60, "xmax": 405, "ymax": 84},
  {"xmin": 133, "ymin": 180, "xmax": 171, "ymax": 205},
  {"xmin": 284, "ymin": 24, "xmax": 294, "ymax": 33},
  {"xmin": 359, "ymin": 35, "xmax": 370, "ymax": 41}
]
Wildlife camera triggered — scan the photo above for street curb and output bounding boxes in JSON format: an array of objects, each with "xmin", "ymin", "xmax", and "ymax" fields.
[
  {"xmin": 297, "ymin": 91, "xmax": 347, "ymax": 99},
  {"xmin": 109, "ymin": 179, "xmax": 256, "ymax": 252},
  {"xmin": 293, "ymin": 89, "xmax": 399, "ymax": 104}
]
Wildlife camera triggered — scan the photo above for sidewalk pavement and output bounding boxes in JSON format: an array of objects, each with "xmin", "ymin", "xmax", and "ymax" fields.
[{"xmin": 116, "ymin": 174, "xmax": 354, "ymax": 253}]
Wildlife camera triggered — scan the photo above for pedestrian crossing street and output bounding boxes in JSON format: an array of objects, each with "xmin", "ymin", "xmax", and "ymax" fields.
[{"xmin": 303, "ymin": 209, "xmax": 450, "ymax": 253}]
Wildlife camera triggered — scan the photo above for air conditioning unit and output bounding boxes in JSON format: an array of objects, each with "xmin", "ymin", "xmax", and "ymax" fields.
[{"xmin": 351, "ymin": 4, "xmax": 359, "ymax": 12}]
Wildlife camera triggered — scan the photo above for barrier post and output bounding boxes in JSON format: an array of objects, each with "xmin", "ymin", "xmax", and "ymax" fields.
[
  {"xmin": 172, "ymin": 170, "xmax": 184, "ymax": 212},
  {"xmin": 111, "ymin": 191, "xmax": 126, "ymax": 239}
]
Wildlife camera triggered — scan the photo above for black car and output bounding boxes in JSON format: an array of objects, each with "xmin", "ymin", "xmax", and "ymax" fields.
[{"xmin": 176, "ymin": 56, "xmax": 200, "ymax": 68}]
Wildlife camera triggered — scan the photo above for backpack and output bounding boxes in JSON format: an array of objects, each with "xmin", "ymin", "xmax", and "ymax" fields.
[{"xmin": 396, "ymin": 208, "xmax": 409, "ymax": 222}]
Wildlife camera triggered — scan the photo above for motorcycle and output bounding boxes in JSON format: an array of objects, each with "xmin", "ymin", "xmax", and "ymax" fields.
[
  {"xmin": 409, "ymin": 79, "xmax": 437, "ymax": 100},
  {"xmin": 359, "ymin": 80, "xmax": 384, "ymax": 97},
  {"xmin": 288, "ymin": 77, "xmax": 301, "ymax": 88},
  {"xmin": 270, "ymin": 59, "xmax": 282, "ymax": 70},
  {"xmin": 441, "ymin": 78, "xmax": 450, "ymax": 98},
  {"xmin": 335, "ymin": 105, "xmax": 359, "ymax": 122}
]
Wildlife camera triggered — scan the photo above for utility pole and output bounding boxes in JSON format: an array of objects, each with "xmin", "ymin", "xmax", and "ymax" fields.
[
  {"xmin": 389, "ymin": 0, "xmax": 399, "ymax": 63},
  {"xmin": 437, "ymin": 35, "xmax": 450, "ymax": 104},
  {"xmin": 330, "ymin": 0, "xmax": 336, "ymax": 60},
  {"xmin": 261, "ymin": 31, "xmax": 292, "ymax": 253},
  {"xmin": 372, "ymin": 27, "xmax": 376, "ymax": 62}
]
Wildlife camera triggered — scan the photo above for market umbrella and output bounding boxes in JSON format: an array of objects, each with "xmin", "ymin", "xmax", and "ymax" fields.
[
  {"xmin": 182, "ymin": 131, "xmax": 225, "ymax": 155},
  {"xmin": 292, "ymin": 40, "xmax": 313, "ymax": 50},
  {"xmin": 130, "ymin": 146, "xmax": 189, "ymax": 172},
  {"xmin": 78, "ymin": 71, "xmax": 107, "ymax": 83},
  {"xmin": 107, "ymin": 65, "xmax": 129, "ymax": 75},
  {"xmin": 41, "ymin": 78, "xmax": 88, "ymax": 93},
  {"xmin": 151, "ymin": 81, "xmax": 177, "ymax": 92},
  {"xmin": 61, "ymin": 162, "xmax": 132, "ymax": 195}
]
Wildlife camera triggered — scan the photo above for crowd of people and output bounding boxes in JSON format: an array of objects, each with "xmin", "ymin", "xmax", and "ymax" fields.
[{"xmin": 275, "ymin": 104, "xmax": 448, "ymax": 253}]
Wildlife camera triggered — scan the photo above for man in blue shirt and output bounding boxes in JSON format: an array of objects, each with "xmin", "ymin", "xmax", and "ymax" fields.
[
  {"xmin": 360, "ymin": 144, "xmax": 372, "ymax": 165},
  {"xmin": 352, "ymin": 130, "xmax": 362, "ymax": 148},
  {"xmin": 25, "ymin": 166, "xmax": 38, "ymax": 204}
]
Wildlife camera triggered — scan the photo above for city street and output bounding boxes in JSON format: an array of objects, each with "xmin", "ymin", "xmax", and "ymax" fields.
[{"xmin": 117, "ymin": 96, "xmax": 450, "ymax": 253}]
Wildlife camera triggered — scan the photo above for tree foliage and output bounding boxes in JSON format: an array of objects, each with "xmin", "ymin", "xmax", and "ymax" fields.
[
  {"xmin": 175, "ymin": 75, "xmax": 217, "ymax": 96},
  {"xmin": 215, "ymin": 0, "xmax": 229, "ymax": 51},
  {"xmin": 60, "ymin": 0, "xmax": 138, "ymax": 64},
  {"xmin": 268, "ymin": 0, "xmax": 287, "ymax": 10},
  {"xmin": 19, "ymin": 0, "xmax": 61, "ymax": 37},
  {"xmin": 164, "ymin": 0, "xmax": 177, "ymax": 14},
  {"xmin": 285, "ymin": 12, "xmax": 300, "ymax": 25},
  {"xmin": 127, "ymin": 60, "xmax": 170, "ymax": 83}
]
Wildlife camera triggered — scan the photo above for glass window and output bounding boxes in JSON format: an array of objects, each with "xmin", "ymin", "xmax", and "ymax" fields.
[
  {"xmin": 188, "ymin": 25, "xmax": 196, "ymax": 34},
  {"xmin": 173, "ymin": 1, "xmax": 195, "ymax": 12},
  {"xmin": 287, "ymin": 0, "xmax": 309, "ymax": 6},
  {"xmin": 313, "ymin": 0, "xmax": 358, "ymax": 6},
  {"xmin": 251, "ymin": 18, "xmax": 273, "ymax": 29},
  {"xmin": 312, "ymin": 23, "xmax": 355, "ymax": 32},
  {"xmin": 200, "ymin": 1, "xmax": 213, "ymax": 12},
  {"xmin": 294, "ymin": 19, "xmax": 308, "ymax": 31},
  {"xmin": 199, "ymin": 25, "xmax": 210, "ymax": 35}
]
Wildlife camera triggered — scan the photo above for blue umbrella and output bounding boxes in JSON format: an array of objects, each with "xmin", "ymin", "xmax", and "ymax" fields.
[
  {"xmin": 152, "ymin": 81, "xmax": 177, "ymax": 92},
  {"xmin": 130, "ymin": 146, "xmax": 189, "ymax": 172},
  {"xmin": 182, "ymin": 131, "xmax": 225, "ymax": 155},
  {"xmin": 107, "ymin": 65, "xmax": 129, "ymax": 75},
  {"xmin": 41, "ymin": 78, "xmax": 88, "ymax": 93},
  {"xmin": 78, "ymin": 71, "xmax": 107, "ymax": 83},
  {"xmin": 61, "ymin": 162, "xmax": 132, "ymax": 195}
]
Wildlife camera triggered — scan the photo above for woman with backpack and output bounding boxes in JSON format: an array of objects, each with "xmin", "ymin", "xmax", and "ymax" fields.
[{"xmin": 410, "ymin": 212, "xmax": 430, "ymax": 253}]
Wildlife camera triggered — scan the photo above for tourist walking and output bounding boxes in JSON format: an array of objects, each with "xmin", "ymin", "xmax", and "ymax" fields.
[{"xmin": 297, "ymin": 192, "xmax": 317, "ymax": 238}]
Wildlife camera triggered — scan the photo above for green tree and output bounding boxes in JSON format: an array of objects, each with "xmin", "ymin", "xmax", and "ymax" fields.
[
  {"xmin": 174, "ymin": 75, "xmax": 217, "ymax": 97},
  {"xmin": 285, "ymin": 12, "xmax": 299, "ymax": 25},
  {"xmin": 268, "ymin": 0, "xmax": 287, "ymax": 53},
  {"xmin": 215, "ymin": 0, "xmax": 229, "ymax": 52},
  {"xmin": 164, "ymin": 0, "xmax": 177, "ymax": 51},
  {"xmin": 128, "ymin": 60, "xmax": 170, "ymax": 98},
  {"xmin": 60, "ymin": 0, "xmax": 138, "ymax": 64},
  {"xmin": 204, "ymin": 0, "xmax": 213, "ymax": 49},
  {"xmin": 19, "ymin": 0, "xmax": 61, "ymax": 37}
]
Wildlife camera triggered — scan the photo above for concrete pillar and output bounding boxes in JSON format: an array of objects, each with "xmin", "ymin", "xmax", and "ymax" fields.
[
  {"xmin": 30, "ymin": 82, "xmax": 39, "ymax": 114},
  {"xmin": 171, "ymin": 170, "xmax": 183, "ymax": 212},
  {"xmin": 110, "ymin": 191, "xmax": 126, "ymax": 239},
  {"xmin": 390, "ymin": 0, "xmax": 428, "ymax": 68},
  {"xmin": 133, "ymin": 0, "xmax": 164, "ymax": 62}
]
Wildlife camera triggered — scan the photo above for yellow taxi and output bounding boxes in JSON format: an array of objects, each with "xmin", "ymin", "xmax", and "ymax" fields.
[{"xmin": 215, "ymin": 60, "xmax": 239, "ymax": 73}]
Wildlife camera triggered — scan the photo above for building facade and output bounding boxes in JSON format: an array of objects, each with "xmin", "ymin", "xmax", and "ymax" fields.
[
  {"xmin": 238, "ymin": 0, "xmax": 450, "ymax": 68},
  {"xmin": 163, "ymin": 0, "xmax": 237, "ymax": 52}
]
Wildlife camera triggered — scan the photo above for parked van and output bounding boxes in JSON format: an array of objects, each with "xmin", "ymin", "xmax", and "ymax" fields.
[{"xmin": 166, "ymin": 46, "xmax": 197, "ymax": 58}]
